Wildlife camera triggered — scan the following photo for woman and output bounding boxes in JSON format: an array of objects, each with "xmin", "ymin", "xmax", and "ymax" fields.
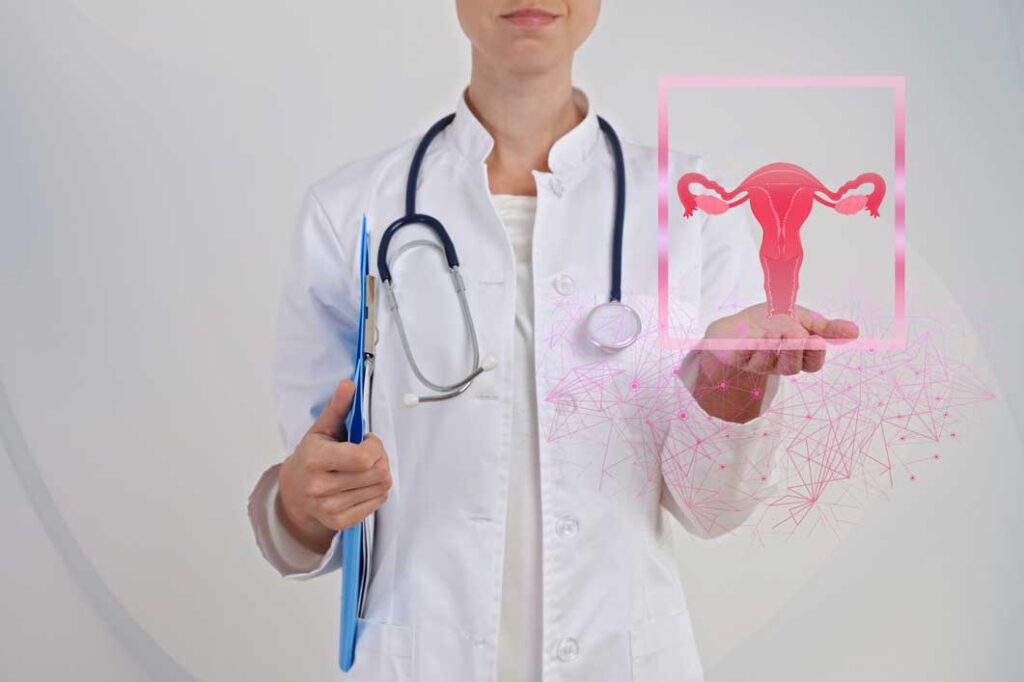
[{"xmin": 247, "ymin": 2, "xmax": 857, "ymax": 680}]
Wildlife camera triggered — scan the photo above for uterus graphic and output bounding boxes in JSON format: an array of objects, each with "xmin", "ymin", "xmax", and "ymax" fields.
[{"xmin": 678, "ymin": 163, "xmax": 886, "ymax": 318}]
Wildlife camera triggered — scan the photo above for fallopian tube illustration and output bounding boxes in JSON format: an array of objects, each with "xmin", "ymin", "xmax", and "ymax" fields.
[{"xmin": 678, "ymin": 163, "xmax": 886, "ymax": 318}]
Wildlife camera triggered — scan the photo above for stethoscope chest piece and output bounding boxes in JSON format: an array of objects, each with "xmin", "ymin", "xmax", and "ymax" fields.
[{"xmin": 583, "ymin": 300, "xmax": 642, "ymax": 352}]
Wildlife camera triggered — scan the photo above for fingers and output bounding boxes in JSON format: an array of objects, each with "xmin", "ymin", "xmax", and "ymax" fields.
[
  {"xmin": 775, "ymin": 325, "xmax": 807, "ymax": 375},
  {"xmin": 766, "ymin": 307, "xmax": 853, "ymax": 374},
  {"xmin": 306, "ymin": 433, "xmax": 387, "ymax": 474},
  {"xmin": 744, "ymin": 328, "xmax": 828, "ymax": 376},
  {"xmin": 305, "ymin": 437, "xmax": 392, "ymax": 530},
  {"xmin": 321, "ymin": 478, "xmax": 391, "ymax": 515},
  {"xmin": 317, "ymin": 491, "xmax": 389, "ymax": 532},
  {"xmin": 705, "ymin": 348, "xmax": 754, "ymax": 373},
  {"xmin": 307, "ymin": 457, "xmax": 391, "ymax": 498},
  {"xmin": 308, "ymin": 379, "xmax": 356, "ymax": 440},
  {"xmin": 802, "ymin": 335, "xmax": 828, "ymax": 373},
  {"xmin": 794, "ymin": 306, "xmax": 860, "ymax": 342},
  {"xmin": 284, "ymin": 430, "xmax": 392, "ymax": 535},
  {"xmin": 824, "ymin": 319, "xmax": 859, "ymax": 343},
  {"xmin": 707, "ymin": 307, "xmax": 847, "ymax": 378},
  {"xmin": 741, "ymin": 344, "xmax": 778, "ymax": 374},
  {"xmin": 743, "ymin": 319, "xmax": 804, "ymax": 375}
]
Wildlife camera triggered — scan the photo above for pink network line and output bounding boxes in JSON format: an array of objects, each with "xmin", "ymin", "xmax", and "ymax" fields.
[{"xmin": 537, "ymin": 292, "xmax": 996, "ymax": 542}]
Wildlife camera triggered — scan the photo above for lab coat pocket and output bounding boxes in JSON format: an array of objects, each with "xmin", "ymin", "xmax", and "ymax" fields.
[
  {"xmin": 628, "ymin": 610, "xmax": 704, "ymax": 682},
  {"xmin": 347, "ymin": 618, "xmax": 415, "ymax": 681}
]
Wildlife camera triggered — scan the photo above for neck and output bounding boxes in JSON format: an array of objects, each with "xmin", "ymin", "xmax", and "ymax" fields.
[{"xmin": 465, "ymin": 51, "xmax": 584, "ymax": 195}]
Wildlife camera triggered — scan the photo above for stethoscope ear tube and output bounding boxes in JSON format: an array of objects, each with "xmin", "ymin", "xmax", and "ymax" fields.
[{"xmin": 382, "ymin": 266, "xmax": 488, "ymax": 402}]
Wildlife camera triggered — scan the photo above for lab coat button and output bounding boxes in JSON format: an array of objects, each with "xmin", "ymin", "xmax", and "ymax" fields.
[
  {"xmin": 549, "ymin": 177, "xmax": 565, "ymax": 196},
  {"xmin": 555, "ymin": 395, "xmax": 577, "ymax": 415},
  {"xmin": 553, "ymin": 273, "xmax": 575, "ymax": 296},
  {"xmin": 555, "ymin": 515, "xmax": 579, "ymax": 538},
  {"xmin": 556, "ymin": 637, "xmax": 579, "ymax": 661}
]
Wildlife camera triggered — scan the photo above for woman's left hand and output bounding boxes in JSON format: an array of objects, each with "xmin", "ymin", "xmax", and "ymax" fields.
[
  {"xmin": 684, "ymin": 303, "xmax": 859, "ymax": 423},
  {"xmin": 704, "ymin": 303, "xmax": 859, "ymax": 375}
]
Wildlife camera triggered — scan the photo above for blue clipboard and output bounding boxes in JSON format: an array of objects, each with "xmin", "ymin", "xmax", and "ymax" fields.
[{"xmin": 339, "ymin": 215, "xmax": 374, "ymax": 672}]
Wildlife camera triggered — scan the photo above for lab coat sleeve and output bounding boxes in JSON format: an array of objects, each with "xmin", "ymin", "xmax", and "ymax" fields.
[
  {"xmin": 247, "ymin": 463, "xmax": 344, "ymax": 578},
  {"xmin": 659, "ymin": 159, "xmax": 786, "ymax": 539},
  {"xmin": 247, "ymin": 186, "xmax": 361, "ymax": 578}
]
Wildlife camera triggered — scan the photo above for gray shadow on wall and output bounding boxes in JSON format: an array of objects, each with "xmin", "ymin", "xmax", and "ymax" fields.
[{"xmin": 0, "ymin": 380, "xmax": 199, "ymax": 682}]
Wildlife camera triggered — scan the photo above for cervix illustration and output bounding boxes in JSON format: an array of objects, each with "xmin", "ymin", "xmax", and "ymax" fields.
[{"xmin": 677, "ymin": 163, "xmax": 886, "ymax": 318}]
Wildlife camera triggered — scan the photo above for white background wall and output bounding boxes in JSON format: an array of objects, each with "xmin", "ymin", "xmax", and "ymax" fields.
[{"xmin": 2, "ymin": 1, "xmax": 1022, "ymax": 680}]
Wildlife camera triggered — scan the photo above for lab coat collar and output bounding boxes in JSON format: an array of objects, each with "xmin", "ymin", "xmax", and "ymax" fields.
[{"xmin": 450, "ymin": 86, "xmax": 602, "ymax": 177}]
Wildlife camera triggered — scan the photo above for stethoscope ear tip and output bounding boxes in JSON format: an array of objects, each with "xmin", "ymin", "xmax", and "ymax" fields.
[
  {"xmin": 481, "ymin": 355, "xmax": 498, "ymax": 371},
  {"xmin": 402, "ymin": 393, "xmax": 421, "ymax": 408}
]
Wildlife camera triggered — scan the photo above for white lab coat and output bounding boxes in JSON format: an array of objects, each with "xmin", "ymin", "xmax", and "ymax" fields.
[{"xmin": 248, "ymin": 88, "xmax": 783, "ymax": 682}]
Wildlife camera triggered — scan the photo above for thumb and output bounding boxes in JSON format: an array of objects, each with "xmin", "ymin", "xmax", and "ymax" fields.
[{"xmin": 309, "ymin": 379, "xmax": 356, "ymax": 441}]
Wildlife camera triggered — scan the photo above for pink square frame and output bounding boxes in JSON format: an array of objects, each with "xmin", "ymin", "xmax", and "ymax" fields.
[{"xmin": 657, "ymin": 75, "xmax": 906, "ymax": 352}]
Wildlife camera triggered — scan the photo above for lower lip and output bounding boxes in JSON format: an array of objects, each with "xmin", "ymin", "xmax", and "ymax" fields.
[{"xmin": 502, "ymin": 12, "xmax": 558, "ymax": 28}]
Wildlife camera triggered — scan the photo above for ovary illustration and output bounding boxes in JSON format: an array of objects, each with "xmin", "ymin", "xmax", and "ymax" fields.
[{"xmin": 678, "ymin": 163, "xmax": 885, "ymax": 318}]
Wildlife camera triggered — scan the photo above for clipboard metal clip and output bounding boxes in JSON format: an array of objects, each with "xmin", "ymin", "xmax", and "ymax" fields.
[{"xmin": 363, "ymin": 275, "xmax": 378, "ymax": 371}]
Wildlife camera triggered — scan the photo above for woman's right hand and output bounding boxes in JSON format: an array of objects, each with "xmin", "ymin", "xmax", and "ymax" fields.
[{"xmin": 276, "ymin": 379, "xmax": 392, "ymax": 555}]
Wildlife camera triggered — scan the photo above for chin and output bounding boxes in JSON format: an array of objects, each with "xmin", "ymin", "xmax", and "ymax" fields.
[{"xmin": 501, "ymin": 43, "xmax": 568, "ymax": 74}]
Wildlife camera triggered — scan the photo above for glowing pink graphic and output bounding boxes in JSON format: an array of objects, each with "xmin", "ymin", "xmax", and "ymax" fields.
[
  {"xmin": 657, "ymin": 75, "xmax": 906, "ymax": 352},
  {"xmin": 537, "ymin": 293, "xmax": 995, "ymax": 540},
  {"xmin": 678, "ymin": 163, "xmax": 886, "ymax": 318}
]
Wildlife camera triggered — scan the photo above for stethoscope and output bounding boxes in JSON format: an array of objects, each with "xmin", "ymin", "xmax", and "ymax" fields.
[{"xmin": 378, "ymin": 113, "xmax": 640, "ymax": 407}]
